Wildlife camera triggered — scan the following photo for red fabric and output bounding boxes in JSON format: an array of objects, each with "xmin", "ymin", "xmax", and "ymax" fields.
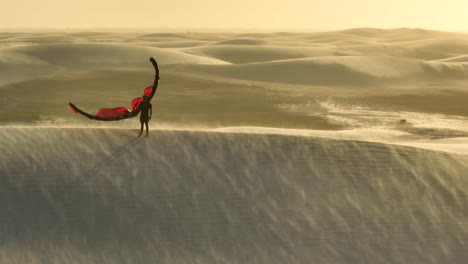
[
  {"xmin": 143, "ymin": 86, "xmax": 153, "ymax": 97},
  {"xmin": 96, "ymin": 107, "xmax": 129, "ymax": 118},
  {"xmin": 69, "ymin": 104, "xmax": 79, "ymax": 113},
  {"xmin": 131, "ymin": 97, "xmax": 143, "ymax": 111}
]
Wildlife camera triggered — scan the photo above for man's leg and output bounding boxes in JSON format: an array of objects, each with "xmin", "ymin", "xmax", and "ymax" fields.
[
  {"xmin": 139, "ymin": 122, "xmax": 144, "ymax": 136},
  {"xmin": 145, "ymin": 121, "xmax": 149, "ymax": 136}
]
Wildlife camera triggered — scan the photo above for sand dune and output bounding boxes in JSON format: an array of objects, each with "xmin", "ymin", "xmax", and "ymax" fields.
[
  {"xmin": 328, "ymin": 38, "xmax": 377, "ymax": 46},
  {"xmin": 170, "ymin": 56, "xmax": 468, "ymax": 86},
  {"xmin": 337, "ymin": 27, "xmax": 444, "ymax": 38},
  {"xmin": 1, "ymin": 127, "xmax": 468, "ymax": 263},
  {"xmin": 183, "ymin": 45, "xmax": 339, "ymax": 63},
  {"xmin": 401, "ymin": 38, "xmax": 468, "ymax": 56},
  {"xmin": 66, "ymin": 31, "xmax": 112, "ymax": 37},
  {"xmin": 169, "ymin": 58, "xmax": 382, "ymax": 86},
  {"xmin": 0, "ymin": 34, "xmax": 82, "ymax": 44},
  {"xmin": 2, "ymin": 29, "xmax": 468, "ymax": 71},
  {"xmin": 436, "ymin": 55, "xmax": 468, "ymax": 62},
  {"xmin": 265, "ymin": 29, "xmax": 468, "ymax": 62},
  {"xmin": 0, "ymin": 42, "xmax": 227, "ymax": 85},
  {"xmin": 138, "ymin": 33, "xmax": 189, "ymax": 39},
  {"xmin": 0, "ymin": 62, "xmax": 58, "ymax": 86},
  {"xmin": 211, "ymin": 38, "xmax": 269, "ymax": 46},
  {"xmin": 13, "ymin": 43, "xmax": 227, "ymax": 66},
  {"xmin": 1, "ymin": 28, "xmax": 468, "ymax": 123},
  {"xmin": 212, "ymin": 126, "xmax": 468, "ymax": 155},
  {"xmin": 150, "ymin": 40, "xmax": 213, "ymax": 48},
  {"xmin": 234, "ymin": 33, "xmax": 276, "ymax": 38}
]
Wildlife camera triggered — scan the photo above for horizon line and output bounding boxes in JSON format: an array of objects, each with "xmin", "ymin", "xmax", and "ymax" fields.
[{"xmin": 0, "ymin": 26, "xmax": 466, "ymax": 34}]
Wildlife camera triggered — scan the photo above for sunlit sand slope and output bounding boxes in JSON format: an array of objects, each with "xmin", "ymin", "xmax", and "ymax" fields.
[{"xmin": 1, "ymin": 127, "xmax": 468, "ymax": 263}]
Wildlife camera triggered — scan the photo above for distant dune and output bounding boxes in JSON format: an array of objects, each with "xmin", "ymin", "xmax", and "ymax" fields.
[
  {"xmin": 10, "ymin": 43, "xmax": 227, "ymax": 67},
  {"xmin": 169, "ymin": 57, "xmax": 383, "ymax": 86},
  {"xmin": 436, "ymin": 55, "xmax": 468, "ymax": 63},
  {"xmin": 151, "ymin": 40, "xmax": 213, "ymax": 48},
  {"xmin": 183, "ymin": 45, "xmax": 338, "ymax": 63},
  {"xmin": 1, "ymin": 28, "xmax": 468, "ymax": 85},
  {"xmin": 337, "ymin": 27, "xmax": 444, "ymax": 38},
  {"xmin": 170, "ymin": 56, "xmax": 468, "ymax": 86},
  {"xmin": 211, "ymin": 38, "xmax": 268, "ymax": 46},
  {"xmin": 138, "ymin": 33, "xmax": 188, "ymax": 39},
  {"xmin": 0, "ymin": 42, "xmax": 227, "ymax": 85},
  {"xmin": 2, "ymin": 28, "xmax": 468, "ymax": 130}
]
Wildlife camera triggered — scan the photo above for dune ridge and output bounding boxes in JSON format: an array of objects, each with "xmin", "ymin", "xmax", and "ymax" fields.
[
  {"xmin": 183, "ymin": 45, "xmax": 339, "ymax": 63},
  {"xmin": 169, "ymin": 56, "xmax": 468, "ymax": 86},
  {"xmin": 2, "ymin": 28, "xmax": 468, "ymax": 88},
  {"xmin": 8, "ymin": 43, "xmax": 228, "ymax": 66}
]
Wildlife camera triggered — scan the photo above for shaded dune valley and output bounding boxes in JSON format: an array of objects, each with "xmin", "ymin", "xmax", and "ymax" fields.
[{"xmin": 1, "ymin": 127, "xmax": 468, "ymax": 263}]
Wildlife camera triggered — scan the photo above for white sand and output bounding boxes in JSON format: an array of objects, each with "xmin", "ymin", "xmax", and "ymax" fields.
[{"xmin": 1, "ymin": 126, "xmax": 468, "ymax": 263}]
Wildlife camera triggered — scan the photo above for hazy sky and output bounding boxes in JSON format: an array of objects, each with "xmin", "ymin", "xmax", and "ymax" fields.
[{"xmin": 2, "ymin": 0, "xmax": 468, "ymax": 31}]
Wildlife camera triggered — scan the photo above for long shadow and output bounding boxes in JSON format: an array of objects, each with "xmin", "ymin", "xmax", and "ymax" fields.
[{"xmin": 82, "ymin": 135, "xmax": 143, "ymax": 180}]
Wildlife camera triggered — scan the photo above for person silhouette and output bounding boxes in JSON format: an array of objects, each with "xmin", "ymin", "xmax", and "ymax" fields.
[{"xmin": 138, "ymin": 95, "xmax": 152, "ymax": 137}]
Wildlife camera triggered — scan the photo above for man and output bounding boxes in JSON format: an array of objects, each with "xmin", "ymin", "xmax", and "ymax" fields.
[{"xmin": 139, "ymin": 95, "xmax": 152, "ymax": 137}]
